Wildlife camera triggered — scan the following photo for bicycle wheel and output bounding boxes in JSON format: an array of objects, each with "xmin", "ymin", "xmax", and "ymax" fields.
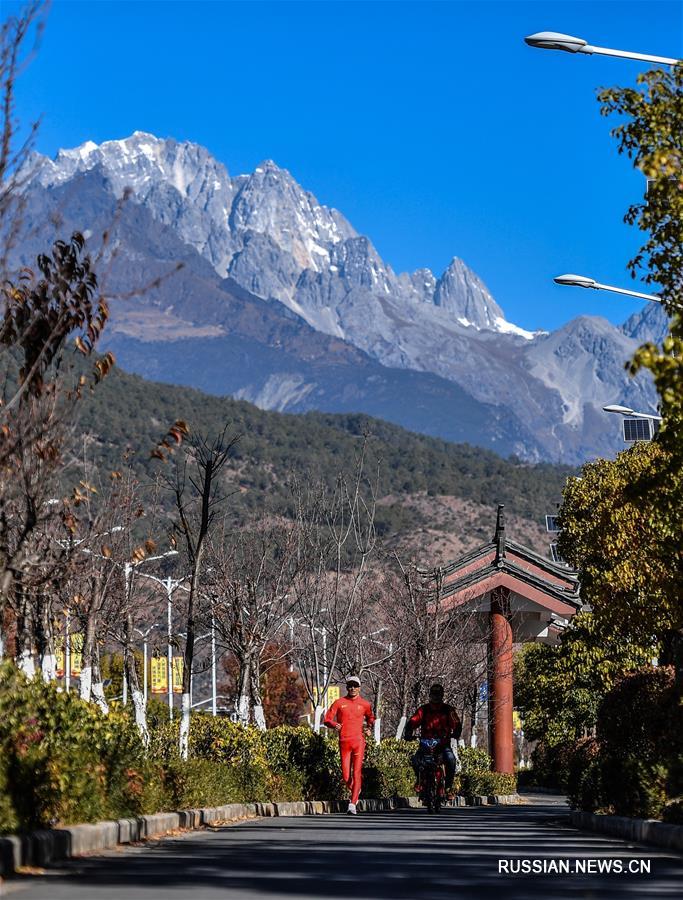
[{"xmin": 424, "ymin": 772, "xmax": 436, "ymax": 812}]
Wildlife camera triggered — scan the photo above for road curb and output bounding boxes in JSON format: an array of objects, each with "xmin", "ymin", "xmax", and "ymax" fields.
[
  {"xmin": 0, "ymin": 793, "xmax": 524, "ymax": 876},
  {"xmin": 569, "ymin": 810, "xmax": 683, "ymax": 852}
]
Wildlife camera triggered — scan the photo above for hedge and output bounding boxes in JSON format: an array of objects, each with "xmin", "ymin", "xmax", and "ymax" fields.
[
  {"xmin": 561, "ymin": 666, "xmax": 683, "ymax": 819},
  {"xmin": 0, "ymin": 664, "xmax": 515, "ymax": 833},
  {"xmin": 0, "ymin": 662, "xmax": 166, "ymax": 832},
  {"xmin": 457, "ymin": 747, "xmax": 517, "ymax": 797}
]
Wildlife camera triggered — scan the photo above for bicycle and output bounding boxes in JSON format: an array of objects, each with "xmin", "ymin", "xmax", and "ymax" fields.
[{"xmin": 416, "ymin": 737, "xmax": 446, "ymax": 813}]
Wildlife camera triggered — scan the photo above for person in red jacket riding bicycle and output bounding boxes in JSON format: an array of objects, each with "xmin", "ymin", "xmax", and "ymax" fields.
[{"xmin": 405, "ymin": 683, "xmax": 462, "ymax": 800}]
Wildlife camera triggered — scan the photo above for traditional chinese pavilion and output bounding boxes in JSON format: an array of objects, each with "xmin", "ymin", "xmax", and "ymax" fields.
[{"xmin": 425, "ymin": 505, "xmax": 582, "ymax": 774}]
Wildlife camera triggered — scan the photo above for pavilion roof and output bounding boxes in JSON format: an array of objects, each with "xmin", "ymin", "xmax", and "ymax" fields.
[{"xmin": 424, "ymin": 505, "xmax": 582, "ymax": 616}]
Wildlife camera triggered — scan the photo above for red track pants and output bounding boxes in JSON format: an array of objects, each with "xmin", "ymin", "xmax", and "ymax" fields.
[{"xmin": 340, "ymin": 738, "xmax": 365, "ymax": 804}]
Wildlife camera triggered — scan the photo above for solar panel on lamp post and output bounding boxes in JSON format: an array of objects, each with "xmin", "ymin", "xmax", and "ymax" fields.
[
  {"xmin": 524, "ymin": 32, "xmax": 679, "ymax": 66},
  {"xmin": 603, "ymin": 405, "xmax": 663, "ymax": 444}
]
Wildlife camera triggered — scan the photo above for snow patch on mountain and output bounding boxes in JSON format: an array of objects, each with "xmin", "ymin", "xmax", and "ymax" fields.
[{"xmin": 493, "ymin": 316, "xmax": 543, "ymax": 340}]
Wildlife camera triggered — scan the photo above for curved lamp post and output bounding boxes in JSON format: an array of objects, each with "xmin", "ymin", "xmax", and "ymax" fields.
[
  {"xmin": 553, "ymin": 274, "xmax": 675, "ymax": 306},
  {"xmin": 524, "ymin": 32, "xmax": 679, "ymax": 66},
  {"xmin": 603, "ymin": 404, "xmax": 662, "ymax": 421}
]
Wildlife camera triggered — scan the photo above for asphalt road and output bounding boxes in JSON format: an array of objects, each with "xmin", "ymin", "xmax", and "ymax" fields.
[{"xmin": 3, "ymin": 798, "xmax": 681, "ymax": 900}]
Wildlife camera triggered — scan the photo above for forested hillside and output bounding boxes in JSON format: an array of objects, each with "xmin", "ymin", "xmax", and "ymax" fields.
[{"xmin": 72, "ymin": 362, "xmax": 574, "ymax": 561}]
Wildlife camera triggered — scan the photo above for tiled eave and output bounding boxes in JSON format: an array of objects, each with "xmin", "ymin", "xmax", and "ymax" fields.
[{"xmin": 437, "ymin": 558, "xmax": 582, "ymax": 617}]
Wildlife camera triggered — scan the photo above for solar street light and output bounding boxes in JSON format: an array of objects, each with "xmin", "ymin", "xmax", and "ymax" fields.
[
  {"xmin": 603, "ymin": 405, "xmax": 662, "ymax": 444},
  {"xmin": 602, "ymin": 405, "xmax": 662, "ymax": 421},
  {"xmin": 553, "ymin": 274, "xmax": 668, "ymax": 305},
  {"xmin": 524, "ymin": 32, "xmax": 679, "ymax": 65}
]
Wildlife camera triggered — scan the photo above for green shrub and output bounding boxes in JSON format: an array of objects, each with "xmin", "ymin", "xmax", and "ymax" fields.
[
  {"xmin": 528, "ymin": 740, "xmax": 577, "ymax": 791},
  {"xmin": 596, "ymin": 666, "xmax": 681, "ymax": 818},
  {"xmin": 460, "ymin": 768, "xmax": 517, "ymax": 796},
  {"xmin": 164, "ymin": 759, "xmax": 250, "ymax": 807},
  {"xmin": 150, "ymin": 714, "xmax": 275, "ymax": 801},
  {"xmin": 452, "ymin": 747, "xmax": 517, "ymax": 796},
  {"xmin": 362, "ymin": 739, "xmax": 414, "ymax": 799},
  {"xmin": 566, "ymin": 738, "xmax": 603, "ymax": 812},
  {"xmin": 458, "ymin": 747, "xmax": 492, "ymax": 775},
  {"xmin": 262, "ymin": 726, "xmax": 342, "ymax": 800},
  {"xmin": 597, "ymin": 667, "xmax": 678, "ymax": 761},
  {"xmin": 0, "ymin": 662, "xmax": 162, "ymax": 832},
  {"xmin": 600, "ymin": 755, "xmax": 668, "ymax": 819},
  {"xmin": 0, "ymin": 750, "xmax": 19, "ymax": 834}
]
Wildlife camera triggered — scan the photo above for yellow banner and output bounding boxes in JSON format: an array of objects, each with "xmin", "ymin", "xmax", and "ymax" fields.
[
  {"xmin": 512, "ymin": 711, "xmax": 523, "ymax": 732},
  {"xmin": 55, "ymin": 637, "xmax": 65, "ymax": 678},
  {"xmin": 150, "ymin": 657, "xmax": 168, "ymax": 694},
  {"xmin": 70, "ymin": 633, "xmax": 83, "ymax": 677},
  {"xmin": 172, "ymin": 656, "xmax": 184, "ymax": 694},
  {"xmin": 313, "ymin": 685, "xmax": 340, "ymax": 709}
]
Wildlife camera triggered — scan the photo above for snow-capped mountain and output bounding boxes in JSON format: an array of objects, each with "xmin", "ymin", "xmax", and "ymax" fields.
[
  {"xmin": 28, "ymin": 132, "xmax": 526, "ymax": 345},
  {"xmin": 19, "ymin": 132, "xmax": 664, "ymax": 463}
]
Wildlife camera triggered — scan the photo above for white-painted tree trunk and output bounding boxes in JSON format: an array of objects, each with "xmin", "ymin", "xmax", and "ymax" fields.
[
  {"xmin": 237, "ymin": 691, "xmax": 250, "ymax": 726},
  {"xmin": 131, "ymin": 688, "xmax": 149, "ymax": 748},
  {"xmin": 41, "ymin": 652, "xmax": 57, "ymax": 682},
  {"xmin": 80, "ymin": 665, "xmax": 93, "ymax": 702},
  {"xmin": 179, "ymin": 692, "xmax": 191, "ymax": 760},
  {"xmin": 91, "ymin": 680, "xmax": 110, "ymax": 714},
  {"xmin": 253, "ymin": 704, "xmax": 266, "ymax": 731},
  {"xmin": 18, "ymin": 649, "xmax": 36, "ymax": 679},
  {"xmin": 237, "ymin": 656, "xmax": 251, "ymax": 726}
]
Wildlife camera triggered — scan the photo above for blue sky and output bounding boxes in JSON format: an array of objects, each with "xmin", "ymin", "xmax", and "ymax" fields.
[{"xmin": 7, "ymin": 0, "xmax": 682, "ymax": 331}]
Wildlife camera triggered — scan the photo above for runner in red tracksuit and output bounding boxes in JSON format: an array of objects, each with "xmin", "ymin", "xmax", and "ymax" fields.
[{"xmin": 324, "ymin": 675, "xmax": 375, "ymax": 815}]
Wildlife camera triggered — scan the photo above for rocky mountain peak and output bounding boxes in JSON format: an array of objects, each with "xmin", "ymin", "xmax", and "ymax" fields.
[
  {"xmin": 20, "ymin": 130, "xmax": 659, "ymax": 465},
  {"xmin": 622, "ymin": 301, "xmax": 671, "ymax": 346},
  {"xmin": 434, "ymin": 257, "xmax": 503, "ymax": 328},
  {"xmin": 229, "ymin": 160, "xmax": 355, "ymax": 274}
]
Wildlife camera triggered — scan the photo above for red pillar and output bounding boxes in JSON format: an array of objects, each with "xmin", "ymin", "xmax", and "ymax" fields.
[{"xmin": 488, "ymin": 587, "xmax": 514, "ymax": 774}]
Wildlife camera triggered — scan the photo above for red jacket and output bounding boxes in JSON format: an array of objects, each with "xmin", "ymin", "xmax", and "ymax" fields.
[
  {"xmin": 407, "ymin": 702, "xmax": 461, "ymax": 749},
  {"xmin": 324, "ymin": 695, "xmax": 375, "ymax": 741}
]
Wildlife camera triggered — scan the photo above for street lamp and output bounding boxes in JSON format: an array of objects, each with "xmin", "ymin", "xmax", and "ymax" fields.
[
  {"xmin": 553, "ymin": 274, "xmax": 670, "ymax": 305},
  {"xmin": 603, "ymin": 404, "xmax": 662, "ymax": 421},
  {"xmin": 135, "ymin": 569, "xmax": 187, "ymax": 721},
  {"xmin": 603, "ymin": 404, "xmax": 662, "ymax": 443},
  {"xmin": 524, "ymin": 32, "xmax": 679, "ymax": 66},
  {"xmin": 134, "ymin": 623, "xmax": 159, "ymax": 706},
  {"xmin": 121, "ymin": 551, "xmax": 178, "ymax": 706}
]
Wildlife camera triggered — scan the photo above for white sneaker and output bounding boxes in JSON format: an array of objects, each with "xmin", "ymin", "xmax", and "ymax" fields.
[{"xmin": 347, "ymin": 802, "xmax": 357, "ymax": 815}]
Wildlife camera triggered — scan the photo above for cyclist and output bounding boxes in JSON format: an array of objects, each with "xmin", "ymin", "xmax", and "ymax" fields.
[
  {"xmin": 324, "ymin": 675, "xmax": 375, "ymax": 815},
  {"xmin": 405, "ymin": 683, "xmax": 462, "ymax": 800}
]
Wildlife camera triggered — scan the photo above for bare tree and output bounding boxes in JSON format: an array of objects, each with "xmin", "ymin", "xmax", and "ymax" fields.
[
  {"xmin": 0, "ymin": 2, "xmax": 46, "ymax": 281},
  {"xmin": 289, "ymin": 438, "xmax": 379, "ymax": 726},
  {"xmin": 206, "ymin": 521, "xmax": 298, "ymax": 728},
  {"xmin": 0, "ymin": 234, "xmax": 115, "ymax": 663},
  {"xmin": 169, "ymin": 428, "xmax": 238, "ymax": 758},
  {"xmin": 374, "ymin": 557, "xmax": 486, "ymax": 738}
]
